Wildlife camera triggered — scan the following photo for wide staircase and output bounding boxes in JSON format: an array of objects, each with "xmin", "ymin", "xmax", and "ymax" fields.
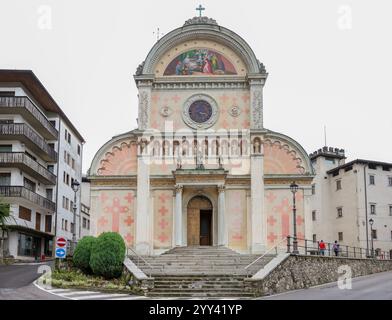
[{"xmin": 128, "ymin": 246, "xmax": 275, "ymax": 298}]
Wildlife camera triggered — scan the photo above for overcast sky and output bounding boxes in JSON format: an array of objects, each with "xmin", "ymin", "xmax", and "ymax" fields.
[{"xmin": 1, "ymin": 0, "xmax": 391, "ymax": 172}]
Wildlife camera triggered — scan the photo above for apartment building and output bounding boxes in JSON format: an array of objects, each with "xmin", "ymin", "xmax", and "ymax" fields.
[
  {"xmin": 310, "ymin": 147, "xmax": 392, "ymax": 257},
  {"xmin": 0, "ymin": 70, "xmax": 84, "ymax": 260}
]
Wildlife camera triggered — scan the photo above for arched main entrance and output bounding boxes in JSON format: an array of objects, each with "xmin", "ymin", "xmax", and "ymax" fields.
[{"xmin": 187, "ymin": 196, "xmax": 213, "ymax": 246}]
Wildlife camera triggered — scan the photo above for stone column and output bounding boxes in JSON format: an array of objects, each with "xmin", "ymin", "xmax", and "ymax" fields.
[
  {"xmin": 174, "ymin": 184, "xmax": 183, "ymax": 246},
  {"xmin": 135, "ymin": 143, "xmax": 151, "ymax": 255},
  {"xmin": 218, "ymin": 185, "xmax": 227, "ymax": 246},
  {"xmin": 137, "ymin": 83, "xmax": 152, "ymax": 130},
  {"xmin": 250, "ymin": 142, "xmax": 265, "ymax": 253}
]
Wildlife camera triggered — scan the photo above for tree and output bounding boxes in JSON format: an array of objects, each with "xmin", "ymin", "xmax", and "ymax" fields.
[{"xmin": 0, "ymin": 201, "xmax": 11, "ymax": 262}]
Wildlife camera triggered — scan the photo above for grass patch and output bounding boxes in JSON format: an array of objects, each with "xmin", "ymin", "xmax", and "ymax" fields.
[{"xmin": 51, "ymin": 269, "xmax": 144, "ymax": 295}]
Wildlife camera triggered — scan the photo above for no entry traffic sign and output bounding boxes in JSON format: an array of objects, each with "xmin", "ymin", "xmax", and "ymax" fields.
[{"xmin": 56, "ymin": 237, "xmax": 66, "ymax": 247}]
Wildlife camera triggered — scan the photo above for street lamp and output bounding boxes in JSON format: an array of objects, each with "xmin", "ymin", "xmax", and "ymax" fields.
[
  {"xmin": 369, "ymin": 218, "xmax": 374, "ymax": 258},
  {"xmin": 290, "ymin": 181, "xmax": 299, "ymax": 254},
  {"xmin": 71, "ymin": 179, "xmax": 80, "ymax": 255}
]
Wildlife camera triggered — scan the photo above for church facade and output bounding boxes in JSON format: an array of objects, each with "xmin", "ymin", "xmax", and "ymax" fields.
[{"xmin": 88, "ymin": 16, "xmax": 314, "ymax": 255}]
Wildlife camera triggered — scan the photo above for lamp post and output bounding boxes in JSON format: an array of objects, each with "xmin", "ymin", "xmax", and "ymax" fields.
[
  {"xmin": 71, "ymin": 179, "xmax": 80, "ymax": 255},
  {"xmin": 290, "ymin": 181, "xmax": 299, "ymax": 254},
  {"xmin": 369, "ymin": 218, "xmax": 374, "ymax": 258}
]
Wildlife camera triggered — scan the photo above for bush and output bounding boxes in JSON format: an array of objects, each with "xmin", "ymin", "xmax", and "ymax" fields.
[
  {"xmin": 89, "ymin": 232, "xmax": 126, "ymax": 279},
  {"xmin": 73, "ymin": 236, "xmax": 96, "ymax": 273}
]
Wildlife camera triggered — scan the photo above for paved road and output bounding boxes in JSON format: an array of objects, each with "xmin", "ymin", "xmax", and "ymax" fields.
[
  {"xmin": 259, "ymin": 271, "xmax": 392, "ymax": 300},
  {"xmin": 0, "ymin": 261, "xmax": 64, "ymax": 300}
]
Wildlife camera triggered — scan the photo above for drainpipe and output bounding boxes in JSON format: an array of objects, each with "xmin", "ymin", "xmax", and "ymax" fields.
[{"xmin": 364, "ymin": 165, "xmax": 369, "ymax": 255}]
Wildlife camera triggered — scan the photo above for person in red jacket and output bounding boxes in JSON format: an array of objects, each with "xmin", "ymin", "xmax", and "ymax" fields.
[{"xmin": 319, "ymin": 240, "xmax": 326, "ymax": 256}]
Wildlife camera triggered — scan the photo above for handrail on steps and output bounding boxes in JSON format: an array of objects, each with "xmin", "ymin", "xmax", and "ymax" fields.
[
  {"xmin": 244, "ymin": 237, "xmax": 287, "ymax": 277},
  {"xmin": 126, "ymin": 247, "xmax": 164, "ymax": 278}
]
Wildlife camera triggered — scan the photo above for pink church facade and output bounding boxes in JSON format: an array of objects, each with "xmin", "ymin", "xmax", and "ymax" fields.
[{"xmin": 88, "ymin": 16, "xmax": 314, "ymax": 255}]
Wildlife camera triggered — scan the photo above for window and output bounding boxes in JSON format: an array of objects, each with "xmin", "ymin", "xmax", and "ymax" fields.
[
  {"xmin": 65, "ymin": 129, "xmax": 68, "ymax": 141},
  {"xmin": 0, "ymin": 145, "xmax": 12, "ymax": 152},
  {"xmin": 17, "ymin": 233, "xmax": 38, "ymax": 257},
  {"xmin": 35, "ymin": 212, "xmax": 41, "ymax": 231},
  {"xmin": 65, "ymin": 220, "xmax": 68, "ymax": 231},
  {"xmin": 337, "ymin": 207, "xmax": 343, "ymax": 218},
  {"xmin": 70, "ymin": 222, "xmax": 74, "ymax": 233},
  {"xmin": 70, "ymin": 201, "xmax": 74, "ymax": 212},
  {"xmin": 311, "ymin": 184, "xmax": 315, "ymax": 195},
  {"xmin": 77, "ymin": 144, "xmax": 81, "ymax": 155},
  {"xmin": 338, "ymin": 232, "xmax": 344, "ymax": 241},
  {"xmin": 0, "ymin": 173, "xmax": 11, "ymax": 186},
  {"xmin": 66, "ymin": 174, "xmax": 69, "ymax": 185},
  {"xmin": 61, "ymin": 218, "xmax": 64, "ymax": 230},
  {"xmin": 312, "ymin": 234, "xmax": 317, "ymax": 242},
  {"xmin": 389, "ymin": 205, "xmax": 392, "ymax": 216},
  {"xmin": 67, "ymin": 153, "xmax": 70, "ymax": 165},
  {"xmin": 370, "ymin": 204, "xmax": 376, "ymax": 215},
  {"xmin": 23, "ymin": 178, "xmax": 36, "ymax": 192},
  {"xmin": 388, "ymin": 177, "xmax": 392, "ymax": 187},
  {"xmin": 71, "ymin": 178, "xmax": 74, "ymax": 187},
  {"xmin": 312, "ymin": 210, "xmax": 316, "ymax": 221},
  {"xmin": 45, "ymin": 215, "xmax": 52, "ymax": 233},
  {"xmin": 371, "ymin": 229, "xmax": 377, "ymax": 240},
  {"xmin": 49, "ymin": 120, "xmax": 56, "ymax": 128},
  {"xmin": 336, "ymin": 180, "xmax": 342, "ymax": 190},
  {"xmin": 46, "ymin": 189, "xmax": 53, "ymax": 201},
  {"xmin": 19, "ymin": 206, "xmax": 31, "ymax": 221},
  {"xmin": 83, "ymin": 217, "xmax": 87, "ymax": 228},
  {"xmin": 71, "ymin": 158, "xmax": 75, "ymax": 170},
  {"xmin": 48, "ymin": 143, "xmax": 55, "ymax": 151},
  {"xmin": 87, "ymin": 220, "xmax": 90, "ymax": 230},
  {"xmin": 63, "ymin": 171, "xmax": 66, "ymax": 184},
  {"xmin": 63, "ymin": 151, "xmax": 67, "ymax": 162},
  {"xmin": 68, "ymin": 133, "xmax": 71, "ymax": 144},
  {"xmin": 369, "ymin": 175, "xmax": 375, "ymax": 185},
  {"xmin": 66, "ymin": 198, "xmax": 69, "ymax": 210},
  {"xmin": 47, "ymin": 165, "xmax": 54, "ymax": 173},
  {"xmin": 62, "ymin": 196, "xmax": 66, "ymax": 209}
]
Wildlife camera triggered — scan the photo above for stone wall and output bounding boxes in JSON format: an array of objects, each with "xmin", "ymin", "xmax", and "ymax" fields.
[{"xmin": 245, "ymin": 254, "xmax": 392, "ymax": 296}]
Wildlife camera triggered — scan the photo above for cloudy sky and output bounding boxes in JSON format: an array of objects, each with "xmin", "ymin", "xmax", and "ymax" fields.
[{"xmin": 1, "ymin": 0, "xmax": 391, "ymax": 172}]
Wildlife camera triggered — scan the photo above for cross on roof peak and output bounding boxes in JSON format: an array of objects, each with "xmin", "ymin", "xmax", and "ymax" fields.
[{"xmin": 196, "ymin": 4, "xmax": 205, "ymax": 17}]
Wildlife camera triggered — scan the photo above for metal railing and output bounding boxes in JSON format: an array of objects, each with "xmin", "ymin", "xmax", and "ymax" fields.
[
  {"xmin": 0, "ymin": 152, "xmax": 56, "ymax": 184},
  {"xmin": 0, "ymin": 186, "xmax": 56, "ymax": 211},
  {"xmin": 0, "ymin": 123, "xmax": 57, "ymax": 161},
  {"xmin": 126, "ymin": 247, "xmax": 164, "ymax": 278},
  {"xmin": 0, "ymin": 96, "xmax": 58, "ymax": 138},
  {"xmin": 244, "ymin": 237, "xmax": 287, "ymax": 277},
  {"xmin": 286, "ymin": 236, "xmax": 392, "ymax": 260}
]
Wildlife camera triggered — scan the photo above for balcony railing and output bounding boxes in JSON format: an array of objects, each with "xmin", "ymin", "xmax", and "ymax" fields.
[
  {"xmin": 0, "ymin": 96, "xmax": 58, "ymax": 139},
  {"xmin": 0, "ymin": 152, "xmax": 56, "ymax": 185},
  {"xmin": 0, "ymin": 186, "xmax": 56, "ymax": 212},
  {"xmin": 0, "ymin": 123, "xmax": 57, "ymax": 161}
]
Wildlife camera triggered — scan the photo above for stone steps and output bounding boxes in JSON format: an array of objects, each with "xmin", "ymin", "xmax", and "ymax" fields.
[{"xmin": 128, "ymin": 246, "xmax": 273, "ymax": 297}]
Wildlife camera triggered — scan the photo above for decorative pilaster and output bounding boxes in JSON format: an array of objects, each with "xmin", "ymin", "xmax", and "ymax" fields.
[
  {"xmin": 135, "ymin": 143, "xmax": 151, "ymax": 255},
  {"xmin": 218, "ymin": 185, "xmax": 227, "ymax": 246},
  {"xmin": 249, "ymin": 78, "xmax": 265, "ymax": 130},
  {"xmin": 174, "ymin": 184, "xmax": 183, "ymax": 246},
  {"xmin": 137, "ymin": 82, "xmax": 152, "ymax": 130},
  {"xmin": 250, "ymin": 140, "xmax": 265, "ymax": 253}
]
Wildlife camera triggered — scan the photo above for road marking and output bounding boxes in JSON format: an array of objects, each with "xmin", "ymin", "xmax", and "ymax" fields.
[
  {"xmin": 46, "ymin": 288, "xmax": 73, "ymax": 293},
  {"xmin": 76, "ymin": 293, "xmax": 132, "ymax": 300},
  {"xmin": 60, "ymin": 291, "xmax": 99, "ymax": 296}
]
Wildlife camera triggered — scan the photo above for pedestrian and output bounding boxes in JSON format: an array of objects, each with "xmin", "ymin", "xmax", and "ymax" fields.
[
  {"xmin": 333, "ymin": 240, "xmax": 340, "ymax": 256},
  {"xmin": 319, "ymin": 240, "xmax": 326, "ymax": 256}
]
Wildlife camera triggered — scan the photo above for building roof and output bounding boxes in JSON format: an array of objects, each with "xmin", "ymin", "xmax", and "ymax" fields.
[
  {"xmin": 327, "ymin": 159, "xmax": 392, "ymax": 175},
  {"xmin": 0, "ymin": 69, "xmax": 85, "ymax": 143}
]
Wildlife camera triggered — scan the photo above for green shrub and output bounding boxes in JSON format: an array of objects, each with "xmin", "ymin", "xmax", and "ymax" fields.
[
  {"xmin": 89, "ymin": 232, "xmax": 126, "ymax": 279},
  {"xmin": 73, "ymin": 236, "xmax": 96, "ymax": 273}
]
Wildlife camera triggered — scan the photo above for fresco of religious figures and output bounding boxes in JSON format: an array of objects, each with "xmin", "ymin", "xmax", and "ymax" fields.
[{"xmin": 164, "ymin": 49, "xmax": 237, "ymax": 76}]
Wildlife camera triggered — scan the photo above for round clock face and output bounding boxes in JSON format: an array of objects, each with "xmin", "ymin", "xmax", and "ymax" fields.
[{"xmin": 188, "ymin": 100, "xmax": 213, "ymax": 123}]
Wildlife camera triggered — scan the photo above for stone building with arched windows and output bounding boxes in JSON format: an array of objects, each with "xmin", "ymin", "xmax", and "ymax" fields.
[{"xmin": 87, "ymin": 16, "xmax": 314, "ymax": 255}]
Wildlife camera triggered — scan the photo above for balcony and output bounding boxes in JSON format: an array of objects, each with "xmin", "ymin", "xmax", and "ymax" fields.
[
  {"xmin": 0, "ymin": 96, "xmax": 58, "ymax": 140},
  {"xmin": 0, "ymin": 186, "xmax": 56, "ymax": 212},
  {"xmin": 0, "ymin": 123, "xmax": 57, "ymax": 162},
  {"xmin": 0, "ymin": 153, "xmax": 56, "ymax": 185}
]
